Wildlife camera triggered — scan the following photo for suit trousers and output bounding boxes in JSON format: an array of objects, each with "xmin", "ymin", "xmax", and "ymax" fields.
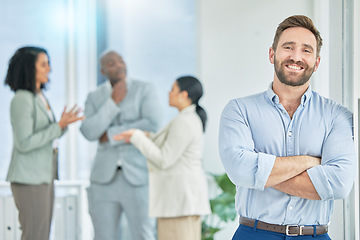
[
  {"xmin": 87, "ymin": 169, "xmax": 156, "ymax": 240},
  {"xmin": 10, "ymin": 152, "xmax": 57, "ymax": 240},
  {"xmin": 157, "ymin": 215, "xmax": 201, "ymax": 240},
  {"xmin": 232, "ymin": 225, "xmax": 331, "ymax": 240}
]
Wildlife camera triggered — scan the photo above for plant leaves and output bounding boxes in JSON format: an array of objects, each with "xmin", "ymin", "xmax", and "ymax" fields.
[
  {"xmin": 210, "ymin": 192, "xmax": 237, "ymax": 222},
  {"xmin": 201, "ymin": 221, "xmax": 221, "ymax": 240},
  {"xmin": 201, "ymin": 172, "xmax": 237, "ymax": 239},
  {"xmin": 212, "ymin": 173, "xmax": 236, "ymax": 195}
]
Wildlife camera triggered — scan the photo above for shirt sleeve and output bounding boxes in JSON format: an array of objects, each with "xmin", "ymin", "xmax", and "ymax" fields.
[
  {"xmin": 218, "ymin": 99, "xmax": 276, "ymax": 190},
  {"xmin": 80, "ymin": 94, "xmax": 121, "ymax": 141},
  {"xmin": 130, "ymin": 117, "xmax": 193, "ymax": 170},
  {"xmin": 307, "ymin": 107, "xmax": 356, "ymax": 201}
]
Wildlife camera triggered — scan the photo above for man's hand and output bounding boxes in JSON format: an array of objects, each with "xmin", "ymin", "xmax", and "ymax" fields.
[
  {"xmin": 99, "ymin": 132, "xmax": 109, "ymax": 143},
  {"xmin": 112, "ymin": 80, "xmax": 127, "ymax": 104}
]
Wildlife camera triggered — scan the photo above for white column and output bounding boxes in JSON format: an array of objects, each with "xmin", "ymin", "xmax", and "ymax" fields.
[
  {"xmin": 352, "ymin": 0, "xmax": 360, "ymax": 238},
  {"xmin": 65, "ymin": 0, "xmax": 77, "ymax": 180},
  {"xmin": 312, "ymin": 0, "xmax": 330, "ymax": 98}
]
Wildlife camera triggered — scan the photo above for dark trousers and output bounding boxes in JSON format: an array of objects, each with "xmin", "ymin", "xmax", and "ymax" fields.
[{"xmin": 232, "ymin": 225, "xmax": 331, "ymax": 240}]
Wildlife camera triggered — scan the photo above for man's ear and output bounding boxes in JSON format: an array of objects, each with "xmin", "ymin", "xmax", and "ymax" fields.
[
  {"xmin": 269, "ymin": 47, "xmax": 275, "ymax": 64},
  {"xmin": 313, "ymin": 56, "xmax": 321, "ymax": 72}
]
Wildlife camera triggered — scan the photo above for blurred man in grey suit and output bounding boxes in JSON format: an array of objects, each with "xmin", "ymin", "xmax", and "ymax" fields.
[{"xmin": 80, "ymin": 50, "xmax": 160, "ymax": 240}]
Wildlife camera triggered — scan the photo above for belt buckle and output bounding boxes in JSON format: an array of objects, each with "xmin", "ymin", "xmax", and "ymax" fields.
[{"xmin": 286, "ymin": 225, "xmax": 304, "ymax": 236}]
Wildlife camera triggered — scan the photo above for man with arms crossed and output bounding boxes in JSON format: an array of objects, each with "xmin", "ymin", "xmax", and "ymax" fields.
[
  {"xmin": 80, "ymin": 50, "xmax": 160, "ymax": 240},
  {"xmin": 219, "ymin": 15, "xmax": 356, "ymax": 239}
]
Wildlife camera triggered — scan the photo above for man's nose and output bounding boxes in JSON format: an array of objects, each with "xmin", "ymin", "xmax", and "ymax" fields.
[{"xmin": 290, "ymin": 49, "xmax": 302, "ymax": 62}]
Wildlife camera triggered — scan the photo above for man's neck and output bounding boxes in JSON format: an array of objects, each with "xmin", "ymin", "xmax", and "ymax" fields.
[
  {"xmin": 110, "ymin": 77, "xmax": 127, "ymax": 88},
  {"xmin": 272, "ymin": 78, "xmax": 309, "ymax": 118}
]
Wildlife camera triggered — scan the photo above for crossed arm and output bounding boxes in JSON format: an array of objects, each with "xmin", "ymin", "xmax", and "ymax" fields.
[
  {"xmin": 80, "ymin": 82, "xmax": 160, "ymax": 144},
  {"xmin": 265, "ymin": 156, "xmax": 321, "ymax": 200},
  {"xmin": 219, "ymin": 99, "xmax": 356, "ymax": 202}
]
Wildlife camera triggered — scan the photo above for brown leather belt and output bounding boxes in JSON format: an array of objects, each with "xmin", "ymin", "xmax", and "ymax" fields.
[{"xmin": 239, "ymin": 217, "xmax": 328, "ymax": 236}]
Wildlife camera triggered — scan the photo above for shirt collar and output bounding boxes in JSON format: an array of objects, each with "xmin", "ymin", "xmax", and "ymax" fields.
[
  {"xmin": 180, "ymin": 104, "xmax": 196, "ymax": 115},
  {"xmin": 266, "ymin": 82, "xmax": 313, "ymax": 107},
  {"xmin": 301, "ymin": 85, "xmax": 312, "ymax": 106}
]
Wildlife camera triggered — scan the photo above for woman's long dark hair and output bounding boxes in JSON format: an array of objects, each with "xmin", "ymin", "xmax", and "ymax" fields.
[
  {"xmin": 4, "ymin": 46, "xmax": 49, "ymax": 93},
  {"xmin": 176, "ymin": 76, "xmax": 207, "ymax": 132}
]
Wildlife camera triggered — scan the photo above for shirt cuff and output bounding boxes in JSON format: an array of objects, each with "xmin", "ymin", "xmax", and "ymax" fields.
[
  {"xmin": 130, "ymin": 129, "xmax": 145, "ymax": 145},
  {"xmin": 53, "ymin": 123, "xmax": 64, "ymax": 137},
  {"xmin": 307, "ymin": 165, "xmax": 333, "ymax": 201},
  {"xmin": 254, "ymin": 152, "xmax": 276, "ymax": 190}
]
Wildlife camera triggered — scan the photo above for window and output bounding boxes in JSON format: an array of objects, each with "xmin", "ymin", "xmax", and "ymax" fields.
[
  {"xmin": 0, "ymin": 0, "xmax": 67, "ymax": 180},
  {"xmin": 0, "ymin": 0, "xmax": 197, "ymax": 181}
]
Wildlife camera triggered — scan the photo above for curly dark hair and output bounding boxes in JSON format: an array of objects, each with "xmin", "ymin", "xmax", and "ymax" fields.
[{"xmin": 4, "ymin": 46, "xmax": 50, "ymax": 93}]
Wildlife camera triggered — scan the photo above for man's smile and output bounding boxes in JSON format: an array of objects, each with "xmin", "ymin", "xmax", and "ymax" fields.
[{"xmin": 286, "ymin": 64, "xmax": 304, "ymax": 71}]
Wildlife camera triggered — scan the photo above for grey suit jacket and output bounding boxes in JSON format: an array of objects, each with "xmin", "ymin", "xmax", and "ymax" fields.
[
  {"xmin": 80, "ymin": 79, "xmax": 161, "ymax": 186},
  {"xmin": 7, "ymin": 90, "xmax": 63, "ymax": 184}
]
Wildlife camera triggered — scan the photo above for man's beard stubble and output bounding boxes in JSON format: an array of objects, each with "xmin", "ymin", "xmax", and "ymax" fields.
[{"xmin": 274, "ymin": 57, "xmax": 316, "ymax": 87}]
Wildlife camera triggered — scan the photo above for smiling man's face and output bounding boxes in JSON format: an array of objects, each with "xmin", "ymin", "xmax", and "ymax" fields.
[{"xmin": 270, "ymin": 27, "xmax": 320, "ymax": 87}]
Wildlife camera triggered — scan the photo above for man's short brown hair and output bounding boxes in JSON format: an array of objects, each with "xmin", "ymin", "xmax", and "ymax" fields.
[{"xmin": 272, "ymin": 15, "xmax": 323, "ymax": 57}]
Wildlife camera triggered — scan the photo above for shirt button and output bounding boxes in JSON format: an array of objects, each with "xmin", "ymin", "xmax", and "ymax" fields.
[
  {"xmin": 289, "ymin": 206, "xmax": 293, "ymax": 210},
  {"xmin": 288, "ymin": 132, "xmax": 292, "ymax": 137}
]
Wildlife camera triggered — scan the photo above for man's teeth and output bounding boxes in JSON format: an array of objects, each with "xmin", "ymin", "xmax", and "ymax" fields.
[{"xmin": 288, "ymin": 65, "xmax": 302, "ymax": 70}]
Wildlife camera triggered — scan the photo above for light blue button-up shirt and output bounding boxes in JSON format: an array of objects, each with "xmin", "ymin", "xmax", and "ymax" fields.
[{"xmin": 219, "ymin": 84, "xmax": 356, "ymax": 225}]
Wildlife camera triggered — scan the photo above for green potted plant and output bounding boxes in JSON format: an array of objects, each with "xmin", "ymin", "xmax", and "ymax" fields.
[{"xmin": 202, "ymin": 173, "xmax": 237, "ymax": 240}]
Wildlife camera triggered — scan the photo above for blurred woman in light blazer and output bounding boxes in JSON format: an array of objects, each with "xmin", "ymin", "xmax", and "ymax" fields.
[
  {"xmin": 4, "ymin": 46, "xmax": 83, "ymax": 240},
  {"xmin": 114, "ymin": 76, "xmax": 210, "ymax": 240}
]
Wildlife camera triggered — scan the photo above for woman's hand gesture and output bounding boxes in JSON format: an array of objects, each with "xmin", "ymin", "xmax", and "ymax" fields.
[
  {"xmin": 58, "ymin": 105, "xmax": 85, "ymax": 129},
  {"xmin": 113, "ymin": 129, "xmax": 136, "ymax": 143}
]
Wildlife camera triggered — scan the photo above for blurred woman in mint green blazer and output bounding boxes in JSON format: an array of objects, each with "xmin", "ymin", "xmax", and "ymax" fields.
[{"xmin": 4, "ymin": 46, "xmax": 83, "ymax": 240}]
